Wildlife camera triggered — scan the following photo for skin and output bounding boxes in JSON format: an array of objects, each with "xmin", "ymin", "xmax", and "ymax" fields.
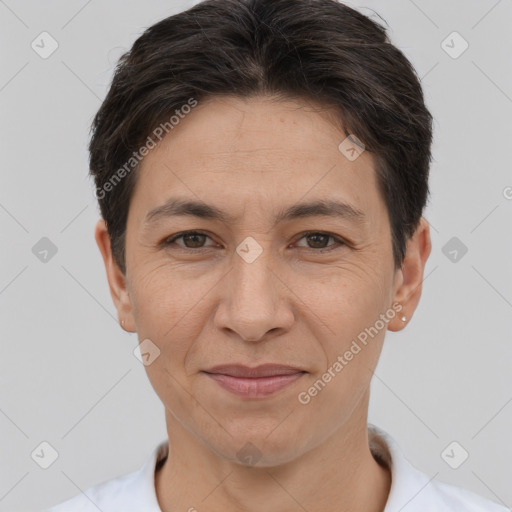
[{"xmin": 95, "ymin": 95, "xmax": 431, "ymax": 512}]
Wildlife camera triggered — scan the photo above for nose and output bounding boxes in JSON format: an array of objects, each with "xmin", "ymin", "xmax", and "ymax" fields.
[{"xmin": 213, "ymin": 245, "xmax": 294, "ymax": 343}]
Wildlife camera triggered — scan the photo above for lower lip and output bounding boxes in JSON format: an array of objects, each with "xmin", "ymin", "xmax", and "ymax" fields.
[{"xmin": 204, "ymin": 372, "xmax": 305, "ymax": 398}]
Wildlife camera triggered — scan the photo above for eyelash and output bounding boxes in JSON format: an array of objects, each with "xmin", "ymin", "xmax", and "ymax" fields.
[{"xmin": 163, "ymin": 230, "xmax": 346, "ymax": 253}]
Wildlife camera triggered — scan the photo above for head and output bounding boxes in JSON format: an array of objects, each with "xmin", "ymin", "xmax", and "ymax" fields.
[{"xmin": 94, "ymin": 0, "xmax": 432, "ymax": 466}]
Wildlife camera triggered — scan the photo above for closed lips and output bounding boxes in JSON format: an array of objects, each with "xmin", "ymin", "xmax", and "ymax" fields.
[{"xmin": 203, "ymin": 364, "xmax": 306, "ymax": 378}]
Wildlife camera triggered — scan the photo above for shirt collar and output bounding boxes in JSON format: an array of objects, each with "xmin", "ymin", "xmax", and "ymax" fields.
[
  {"xmin": 135, "ymin": 440, "xmax": 169, "ymax": 511},
  {"xmin": 367, "ymin": 423, "xmax": 437, "ymax": 511}
]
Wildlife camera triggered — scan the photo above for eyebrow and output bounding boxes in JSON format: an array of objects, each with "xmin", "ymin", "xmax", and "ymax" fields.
[{"xmin": 144, "ymin": 197, "xmax": 366, "ymax": 228}]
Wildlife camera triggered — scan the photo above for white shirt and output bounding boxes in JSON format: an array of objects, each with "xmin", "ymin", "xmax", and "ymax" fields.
[{"xmin": 45, "ymin": 424, "xmax": 508, "ymax": 511}]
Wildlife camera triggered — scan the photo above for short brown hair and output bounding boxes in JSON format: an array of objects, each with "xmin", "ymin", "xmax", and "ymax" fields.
[{"xmin": 89, "ymin": 0, "xmax": 434, "ymax": 274}]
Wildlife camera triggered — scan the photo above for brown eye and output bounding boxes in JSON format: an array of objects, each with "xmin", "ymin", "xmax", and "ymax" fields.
[
  {"xmin": 165, "ymin": 231, "xmax": 214, "ymax": 249},
  {"xmin": 181, "ymin": 233, "xmax": 207, "ymax": 248},
  {"xmin": 295, "ymin": 232, "xmax": 344, "ymax": 251},
  {"xmin": 306, "ymin": 233, "xmax": 330, "ymax": 248}
]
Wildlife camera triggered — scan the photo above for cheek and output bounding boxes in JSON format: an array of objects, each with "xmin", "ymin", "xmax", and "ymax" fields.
[
  {"xmin": 302, "ymin": 263, "xmax": 391, "ymax": 383},
  {"xmin": 128, "ymin": 266, "xmax": 215, "ymax": 393},
  {"xmin": 129, "ymin": 263, "xmax": 209, "ymax": 331},
  {"xmin": 308, "ymin": 260, "xmax": 390, "ymax": 324},
  {"xmin": 299, "ymin": 325, "xmax": 385, "ymax": 420}
]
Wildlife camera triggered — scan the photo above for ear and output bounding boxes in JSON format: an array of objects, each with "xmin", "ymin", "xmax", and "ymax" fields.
[
  {"xmin": 94, "ymin": 218, "xmax": 136, "ymax": 332},
  {"xmin": 387, "ymin": 217, "xmax": 432, "ymax": 332}
]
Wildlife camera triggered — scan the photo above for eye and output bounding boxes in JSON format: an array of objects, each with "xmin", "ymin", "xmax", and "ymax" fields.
[
  {"xmin": 294, "ymin": 231, "xmax": 345, "ymax": 251},
  {"xmin": 163, "ymin": 230, "xmax": 346, "ymax": 252},
  {"xmin": 164, "ymin": 231, "xmax": 216, "ymax": 249}
]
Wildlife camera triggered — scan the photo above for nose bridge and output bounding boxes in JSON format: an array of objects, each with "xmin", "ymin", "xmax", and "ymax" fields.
[
  {"xmin": 216, "ymin": 238, "xmax": 292, "ymax": 342},
  {"xmin": 234, "ymin": 242, "xmax": 275, "ymax": 308}
]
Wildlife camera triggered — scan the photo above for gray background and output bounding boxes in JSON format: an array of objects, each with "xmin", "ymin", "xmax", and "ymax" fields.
[{"xmin": 0, "ymin": 0, "xmax": 511, "ymax": 510}]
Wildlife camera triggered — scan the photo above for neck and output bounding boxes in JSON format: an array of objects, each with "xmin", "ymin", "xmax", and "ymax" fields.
[{"xmin": 155, "ymin": 394, "xmax": 391, "ymax": 512}]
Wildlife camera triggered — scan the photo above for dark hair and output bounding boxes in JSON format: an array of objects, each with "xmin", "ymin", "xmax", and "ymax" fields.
[{"xmin": 89, "ymin": 0, "xmax": 433, "ymax": 274}]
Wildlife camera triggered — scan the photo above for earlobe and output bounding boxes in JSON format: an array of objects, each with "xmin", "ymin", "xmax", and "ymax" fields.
[
  {"xmin": 388, "ymin": 217, "xmax": 432, "ymax": 332},
  {"xmin": 94, "ymin": 218, "xmax": 136, "ymax": 332}
]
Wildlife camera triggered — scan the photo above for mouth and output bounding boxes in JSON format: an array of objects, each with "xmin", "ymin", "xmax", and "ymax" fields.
[{"xmin": 202, "ymin": 364, "xmax": 306, "ymax": 398}]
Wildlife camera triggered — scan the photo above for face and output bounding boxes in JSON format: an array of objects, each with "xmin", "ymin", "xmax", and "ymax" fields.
[{"xmin": 96, "ymin": 95, "xmax": 431, "ymax": 466}]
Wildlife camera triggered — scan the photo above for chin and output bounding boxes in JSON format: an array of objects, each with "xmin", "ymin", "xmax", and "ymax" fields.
[{"xmin": 205, "ymin": 426, "xmax": 310, "ymax": 468}]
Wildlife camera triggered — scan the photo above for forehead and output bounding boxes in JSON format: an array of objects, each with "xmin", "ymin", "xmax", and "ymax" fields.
[{"xmin": 130, "ymin": 95, "xmax": 385, "ymax": 228}]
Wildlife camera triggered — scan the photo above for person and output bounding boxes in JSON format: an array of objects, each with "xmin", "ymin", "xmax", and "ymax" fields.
[{"xmin": 45, "ymin": 0, "xmax": 507, "ymax": 510}]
